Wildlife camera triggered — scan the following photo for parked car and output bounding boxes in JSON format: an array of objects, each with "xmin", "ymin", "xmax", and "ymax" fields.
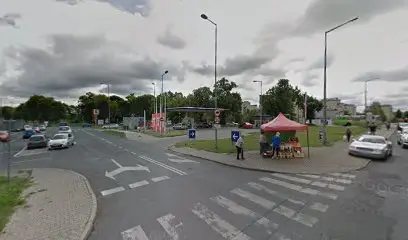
[
  {"xmin": 172, "ymin": 123, "xmax": 187, "ymax": 130},
  {"xmin": 0, "ymin": 131, "xmax": 10, "ymax": 142},
  {"xmin": 27, "ymin": 135, "xmax": 48, "ymax": 149},
  {"xmin": 240, "ymin": 122, "xmax": 254, "ymax": 129},
  {"xmin": 23, "ymin": 129, "xmax": 35, "ymax": 139},
  {"xmin": 33, "ymin": 126, "xmax": 41, "ymax": 133},
  {"xmin": 397, "ymin": 122, "xmax": 408, "ymax": 132},
  {"xmin": 397, "ymin": 128, "xmax": 408, "ymax": 148},
  {"xmin": 48, "ymin": 133, "xmax": 74, "ymax": 150},
  {"xmin": 196, "ymin": 122, "xmax": 212, "ymax": 129},
  {"xmin": 39, "ymin": 125, "xmax": 46, "ymax": 131},
  {"xmin": 102, "ymin": 124, "xmax": 119, "ymax": 129},
  {"xmin": 60, "ymin": 122, "xmax": 68, "ymax": 127},
  {"xmin": 82, "ymin": 123, "xmax": 92, "ymax": 128},
  {"xmin": 58, "ymin": 126, "xmax": 72, "ymax": 134},
  {"xmin": 23, "ymin": 125, "xmax": 32, "ymax": 131},
  {"xmin": 348, "ymin": 135, "xmax": 393, "ymax": 160}
]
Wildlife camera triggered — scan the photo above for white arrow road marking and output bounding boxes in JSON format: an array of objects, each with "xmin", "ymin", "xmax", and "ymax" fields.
[
  {"xmin": 105, "ymin": 165, "xmax": 151, "ymax": 180},
  {"xmin": 121, "ymin": 225, "xmax": 149, "ymax": 240},
  {"xmin": 165, "ymin": 153, "xmax": 199, "ymax": 163},
  {"xmin": 111, "ymin": 158, "xmax": 122, "ymax": 168},
  {"xmin": 139, "ymin": 155, "xmax": 187, "ymax": 175}
]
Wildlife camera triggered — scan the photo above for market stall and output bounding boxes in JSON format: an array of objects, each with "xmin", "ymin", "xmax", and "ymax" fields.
[{"xmin": 261, "ymin": 113, "xmax": 309, "ymax": 159}]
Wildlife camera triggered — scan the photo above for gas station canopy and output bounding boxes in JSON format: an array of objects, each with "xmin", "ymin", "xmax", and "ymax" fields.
[{"xmin": 166, "ymin": 107, "xmax": 228, "ymax": 112}]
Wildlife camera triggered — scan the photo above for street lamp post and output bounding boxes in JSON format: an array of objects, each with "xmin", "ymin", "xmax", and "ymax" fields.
[
  {"xmin": 100, "ymin": 83, "xmax": 111, "ymax": 124},
  {"xmin": 160, "ymin": 70, "xmax": 169, "ymax": 135},
  {"xmin": 201, "ymin": 13, "xmax": 219, "ymax": 150},
  {"xmin": 322, "ymin": 16, "xmax": 358, "ymax": 145},
  {"xmin": 253, "ymin": 80, "xmax": 263, "ymax": 127},
  {"xmin": 152, "ymin": 82, "xmax": 157, "ymax": 132},
  {"xmin": 364, "ymin": 77, "xmax": 380, "ymax": 118}
]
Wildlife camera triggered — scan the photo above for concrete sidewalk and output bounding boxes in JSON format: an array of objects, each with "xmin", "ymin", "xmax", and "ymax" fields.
[
  {"xmin": 0, "ymin": 168, "xmax": 97, "ymax": 240},
  {"xmin": 170, "ymin": 128, "xmax": 395, "ymax": 174}
]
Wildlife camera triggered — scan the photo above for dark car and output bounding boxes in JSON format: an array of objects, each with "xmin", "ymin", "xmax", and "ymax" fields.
[
  {"xmin": 82, "ymin": 123, "xmax": 92, "ymax": 128},
  {"xmin": 27, "ymin": 135, "xmax": 48, "ymax": 150},
  {"xmin": 59, "ymin": 122, "xmax": 68, "ymax": 127},
  {"xmin": 23, "ymin": 129, "xmax": 35, "ymax": 139}
]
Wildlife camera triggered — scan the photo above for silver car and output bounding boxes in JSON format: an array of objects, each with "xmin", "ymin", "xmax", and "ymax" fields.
[
  {"xmin": 397, "ymin": 128, "xmax": 408, "ymax": 148},
  {"xmin": 348, "ymin": 135, "xmax": 393, "ymax": 160}
]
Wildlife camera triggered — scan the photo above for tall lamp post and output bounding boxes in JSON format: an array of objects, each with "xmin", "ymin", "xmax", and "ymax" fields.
[
  {"xmin": 152, "ymin": 82, "xmax": 157, "ymax": 132},
  {"xmin": 100, "ymin": 83, "xmax": 111, "ymax": 124},
  {"xmin": 322, "ymin": 16, "xmax": 358, "ymax": 145},
  {"xmin": 201, "ymin": 13, "xmax": 219, "ymax": 150},
  {"xmin": 160, "ymin": 70, "xmax": 169, "ymax": 135},
  {"xmin": 253, "ymin": 80, "xmax": 263, "ymax": 127}
]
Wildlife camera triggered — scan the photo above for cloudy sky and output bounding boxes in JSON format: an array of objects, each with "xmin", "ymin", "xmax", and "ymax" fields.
[{"xmin": 1, "ymin": 0, "xmax": 408, "ymax": 111}]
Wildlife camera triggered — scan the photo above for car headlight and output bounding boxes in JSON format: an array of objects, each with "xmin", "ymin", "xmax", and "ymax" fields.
[
  {"xmin": 349, "ymin": 145, "xmax": 357, "ymax": 150},
  {"xmin": 373, "ymin": 148, "xmax": 385, "ymax": 153}
]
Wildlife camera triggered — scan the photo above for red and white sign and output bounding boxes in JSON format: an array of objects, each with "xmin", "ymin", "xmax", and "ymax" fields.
[
  {"xmin": 151, "ymin": 113, "xmax": 166, "ymax": 132},
  {"xmin": 215, "ymin": 110, "xmax": 220, "ymax": 117},
  {"xmin": 93, "ymin": 109, "xmax": 100, "ymax": 115}
]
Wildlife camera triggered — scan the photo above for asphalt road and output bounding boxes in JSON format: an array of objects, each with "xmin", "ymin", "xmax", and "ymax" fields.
[{"xmin": 8, "ymin": 128, "xmax": 408, "ymax": 240}]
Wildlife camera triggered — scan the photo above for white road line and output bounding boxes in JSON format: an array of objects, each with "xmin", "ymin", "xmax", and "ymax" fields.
[
  {"xmin": 13, "ymin": 146, "xmax": 26, "ymax": 157},
  {"xmin": 191, "ymin": 203, "xmax": 251, "ymax": 240},
  {"xmin": 271, "ymin": 173, "xmax": 345, "ymax": 191},
  {"xmin": 139, "ymin": 155, "xmax": 186, "ymax": 176},
  {"xmin": 157, "ymin": 213, "xmax": 183, "ymax": 240},
  {"xmin": 248, "ymin": 182, "xmax": 305, "ymax": 206},
  {"xmin": 131, "ymin": 152, "xmax": 137, "ymax": 155},
  {"xmin": 12, "ymin": 157, "xmax": 52, "ymax": 164},
  {"xmin": 273, "ymin": 205, "xmax": 318, "ymax": 227},
  {"xmin": 111, "ymin": 158, "xmax": 123, "ymax": 168},
  {"xmin": 129, "ymin": 180, "xmax": 149, "ymax": 189},
  {"xmin": 211, "ymin": 196, "xmax": 279, "ymax": 234},
  {"xmin": 151, "ymin": 176, "xmax": 170, "ymax": 182},
  {"xmin": 121, "ymin": 225, "xmax": 150, "ymax": 240},
  {"xmin": 309, "ymin": 202, "xmax": 329, "ymax": 212},
  {"xmin": 100, "ymin": 186, "xmax": 126, "ymax": 196},
  {"xmin": 297, "ymin": 174, "xmax": 353, "ymax": 184},
  {"xmin": 231, "ymin": 188, "xmax": 276, "ymax": 209},
  {"xmin": 329, "ymin": 173, "xmax": 356, "ymax": 179},
  {"xmin": 260, "ymin": 177, "xmax": 338, "ymax": 200}
]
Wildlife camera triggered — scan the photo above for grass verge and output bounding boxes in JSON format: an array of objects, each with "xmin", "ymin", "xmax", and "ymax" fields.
[
  {"xmin": 144, "ymin": 130, "xmax": 186, "ymax": 138},
  {"xmin": 0, "ymin": 176, "xmax": 31, "ymax": 232},
  {"xmin": 103, "ymin": 130, "xmax": 125, "ymax": 137},
  {"xmin": 174, "ymin": 125, "xmax": 366, "ymax": 153}
]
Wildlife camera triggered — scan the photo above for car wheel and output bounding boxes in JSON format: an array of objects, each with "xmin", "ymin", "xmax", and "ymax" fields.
[
  {"xmin": 397, "ymin": 141, "xmax": 401, "ymax": 145},
  {"xmin": 382, "ymin": 153, "xmax": 388, "ymax": 161},
  {"xmin": 389, "ymin": 150, "xmax": 393, "ymax": 156}
]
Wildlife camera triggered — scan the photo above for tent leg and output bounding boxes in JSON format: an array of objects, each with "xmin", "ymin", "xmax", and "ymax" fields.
[{"xmin": 307, "ymin": 128, "xmax": 310, "ymax": 159}]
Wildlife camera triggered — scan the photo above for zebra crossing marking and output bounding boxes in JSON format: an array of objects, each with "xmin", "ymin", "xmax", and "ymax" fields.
[
  {"xmin": 329, "ymin": 172, "xmax": 356, "ymax": 179},
  {"xmin": 191, "ymin": 202, "xmax": 251, "ymax": 240},
  {"xmin": 271, "ymin": 173, "xmax": 345, "ymax": 191},
  {"xmin": 297, "ymin": 174, "xmax": 353, "ymax": 184},
  {"xmin": 121, "ymin": 225, "xmax": 149, "ymax": 240},
  {"xmin": 157, "ymin": 213, "xmax": 183, "ymax": 240}
]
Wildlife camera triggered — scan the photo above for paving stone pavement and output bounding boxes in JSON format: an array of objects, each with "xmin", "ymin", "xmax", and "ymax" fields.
[
  {"xmin": 0, "ymin": 168, "xmax": 97, "ymax": 240},
  {"xmin": 170, "ymin": 127, "xmax": 396, "ymax": 174}
]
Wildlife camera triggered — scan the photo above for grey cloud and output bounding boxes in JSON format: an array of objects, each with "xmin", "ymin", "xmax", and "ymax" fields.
[
  {"xmin": 301, "ymin": 72, "xmax": 320, "ymax": 87},
  {"xmin": 307, "ymin": 53, "xmax": 335, "ymax": 70},
  {"xmin": 238, "ymin": 81, "xmax": 256, "ymax": 92},
  {"xmin": 192, "ymin": 55, "xmax": 270, "ymax": 77},
  {"xmin": 157, "ymin": 27, "xmax": 187, "ymax": 50},
  {"xmin": 289, "ymin": 57, "xmax": 305, "ymax": 63},
  {"xmin": 56, "ymin": 0, "xmax": 152, "ymax": 17},
  {"xmin": 352, "ymin": 66, "xmax": 408, "ymax": 82},
  {"xmin": 0, "ymin": 34, "xmax": 185, "ymax": 98},
  {"xmin": 0, "ymin": 13, "xmax": 21, "ymax": 28}
]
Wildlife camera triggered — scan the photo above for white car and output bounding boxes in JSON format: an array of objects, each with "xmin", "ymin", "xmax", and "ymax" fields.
[
  {"xmin": 348, "ymin": 135, "xmax": 393, "ymax": 161},
  {"xmin": 48, "ymin": 133, "xmax": 74, "ymax": 150},
  {"xmin": 102, "ymin": 124, "xmax": 119, "ymax": 129},
  {"xmin": 397, "ymin": 128, "xmax": 408, "ymax": 148},
  {"xmin": 24, "ymin": 125, "xmax": 32, "ymax": 131},
  {"xmin": 58, "ymin": 126, "xmax": 72, "ymax": 134}
]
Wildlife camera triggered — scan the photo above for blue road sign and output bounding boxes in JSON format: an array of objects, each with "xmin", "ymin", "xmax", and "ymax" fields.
[
  {"xmin": 188, "ymin": 129, "xmax": 196, "ymax": 139},
  {"xmin": 231, "ymin": 130, "xmax": 240, "ymax": 143}
]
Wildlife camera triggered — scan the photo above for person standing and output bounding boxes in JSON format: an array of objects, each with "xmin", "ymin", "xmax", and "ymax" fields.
[
  {"xmin": 235, "ymin": 135, "xmax": 245, "ymax": 160},
  {"xmin": 259, "ymin": 130, "xmax": 268, "ymax": 154},
  {"xmin": 346, "ymin": 127, "xmax": 352, "ymax": 142},
  {"xmin": 271, "ymin": 132, "xmax": 281, "ymax": 158}
]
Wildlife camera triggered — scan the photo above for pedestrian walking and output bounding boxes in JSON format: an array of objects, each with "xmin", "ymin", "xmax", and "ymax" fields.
[
  {"xmin": 346, "ymin": 127, "xmax": 352, "ymax": 142},
  {"xmin": 235, "ymin": 135, "xmax": 244, "ymax": 160},
  {"xmin": 259, "ymin": 130, "xmax": 268, "ymax": 154},
  {"xmin": 271, "ymin": 132, "xmax": 281, "ymax": 158}
]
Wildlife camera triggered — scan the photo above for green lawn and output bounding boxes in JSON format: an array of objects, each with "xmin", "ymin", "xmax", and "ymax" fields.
[
  {"xmin": 103, "ymin": 130, "xmax": 126, "ymax": 137},
  {"xmin": 0, "ymin": 176, "xmax": 31, "ymax": 232},
  {"xmin": 144, "ymin": 130, "xmax": 187, "ymax": 138},
  {"xmin": 174, "ymin": 126, "xmax": 366, "ymax": 153}
]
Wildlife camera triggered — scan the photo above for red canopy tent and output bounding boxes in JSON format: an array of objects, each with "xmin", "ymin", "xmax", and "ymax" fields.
[
  {"xmin": 261, "ymin": 113, "xmax": 310, "ymax": 158},
  {"xmin": 261, "ymin": 113, "xmax": 308, "ymax": 131}
]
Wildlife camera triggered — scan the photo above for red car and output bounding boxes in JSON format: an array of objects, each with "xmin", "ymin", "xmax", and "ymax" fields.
[
  {"xmin": 240, "ymin": 122, "xmax": 254, "ymax": 129},
  {"xmin": 0, "ymin": 131, "xmax": 10, "ymax": 142},
  {"xmin": 34, "ymin": 127, "xmax": 41, "ymax": 133}
]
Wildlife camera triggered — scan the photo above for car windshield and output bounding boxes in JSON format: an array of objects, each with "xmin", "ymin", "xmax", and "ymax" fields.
[
  {"xmin": 359, "ymin": 137, "xmax": 386, "ymax": 144},
  {"xmin": 59, "ymin": 127, "xmax": 70, "ymax": 131},
  {"xmin": 30, "ymin": 136, "xmax": 44, "ymax": 141},
  {"xmin": 52, "ymin": 134, "xmax": 67, "ymax": 140},
  {"xmin": 0, "ymin": 131, "xmax": 7, "ymax": 135}
]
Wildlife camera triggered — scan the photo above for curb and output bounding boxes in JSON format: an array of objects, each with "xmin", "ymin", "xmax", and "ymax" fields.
[{"xmin": 167, "ymin": 146, "xmax": 372, "ymax": 175}]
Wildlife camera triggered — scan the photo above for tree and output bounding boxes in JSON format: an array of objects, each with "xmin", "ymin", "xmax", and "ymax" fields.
[
  {"xmin": 12, "ymin": 95, "xmax": 68, "ymax": 122},
  {"xmin": 262, "ymin": 79, "xmax": 300, "ymax": 119},
  {"xmin": 368, "ymin": 101, "xmax": 386, "ymax": 121},
  {"xmin": 404, "ymin": 111, "xmax": 408, "ymax": 118},
  {"xmin": 395, "ymin": 109, "xmax": 403, "ymax": 118},
  {"xmin": 214, "ymin": 78, "xmax": 242, "ymax": 124},
  {"xmin": 242, "ymin": 109, "xmax": 257, "ymax": 123},
  {"xmin": 305, "ymin": 95, "xmax": 323, "ymax": 122},
  {"xmin": 1, "ymin": 106, "xmax": 15, "ymax": 120}
]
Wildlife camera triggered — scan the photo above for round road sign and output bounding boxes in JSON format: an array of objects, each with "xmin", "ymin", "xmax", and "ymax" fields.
[{"xmin": 215, "ymin": 110, "xmax": 220, "ymax": 117}]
